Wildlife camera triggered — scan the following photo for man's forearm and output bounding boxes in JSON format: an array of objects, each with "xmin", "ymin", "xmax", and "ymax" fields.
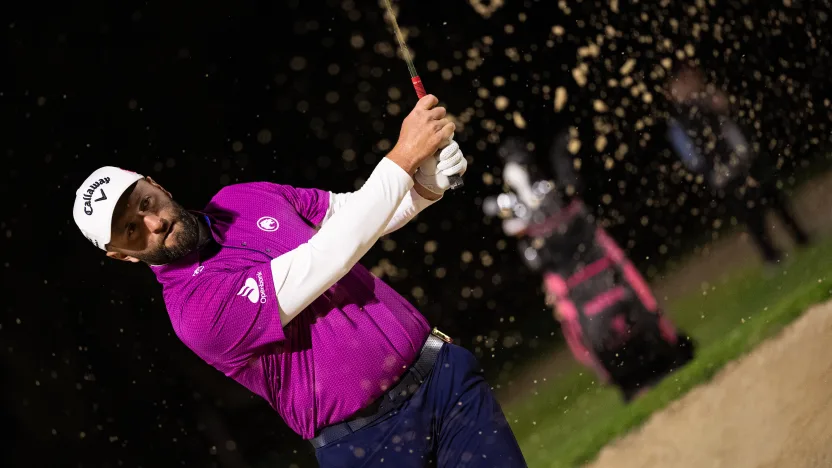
[
  {"xmin": 271, "ymin": 158, "xmax": 413, "ymax": 324},
  {"xmin": 383, "ymin": 185, "xmax": 440, "ymax": 235},
  {"xmin": 323, "ymin": 178, "xmax": 441, "ymax": 236}
]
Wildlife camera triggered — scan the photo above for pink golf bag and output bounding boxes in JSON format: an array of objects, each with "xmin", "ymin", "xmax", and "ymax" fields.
[{"xmin": 485, "ymin": 138, "xmax": 695, "ymax": 401}]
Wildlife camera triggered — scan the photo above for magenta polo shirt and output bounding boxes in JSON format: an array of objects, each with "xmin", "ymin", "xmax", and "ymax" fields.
[{"xmin": 151, "ymin": 182, "xmax": 430, "ymax": 439}]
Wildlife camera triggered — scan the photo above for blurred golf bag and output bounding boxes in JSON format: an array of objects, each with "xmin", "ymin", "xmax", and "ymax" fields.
[{"xmin": 485, "ymin": 137, "xmax": 696, "ymax": 401}]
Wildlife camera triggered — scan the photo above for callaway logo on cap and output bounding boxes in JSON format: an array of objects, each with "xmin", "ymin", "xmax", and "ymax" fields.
[{"xmin": 73, "ymin": 166, "xmax": 144, "ymax": 251}]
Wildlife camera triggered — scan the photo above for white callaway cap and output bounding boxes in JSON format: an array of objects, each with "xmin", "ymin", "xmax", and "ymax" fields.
[{"xmin": 73, "ymin": 166, "xmax": 144, "ymax": 251}]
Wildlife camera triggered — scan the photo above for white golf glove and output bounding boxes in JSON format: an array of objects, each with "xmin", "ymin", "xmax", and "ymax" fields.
[{"xmin": 415, "ymin": 137, "xmax": 467, "ymax": 196}]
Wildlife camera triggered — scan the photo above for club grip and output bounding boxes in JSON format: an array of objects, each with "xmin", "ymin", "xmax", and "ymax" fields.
[
  {"xmin": 411, "ymin": 76, "xmax": 464, "ymax": 190},
  {"xmin": 412, "ymin": 77, "xmax": 427, "ymax": 98}
]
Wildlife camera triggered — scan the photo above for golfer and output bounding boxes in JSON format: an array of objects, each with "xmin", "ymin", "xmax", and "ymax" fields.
[{"xmin": 72, "ymin": 95, "xmax": 527, "ymax": 467}]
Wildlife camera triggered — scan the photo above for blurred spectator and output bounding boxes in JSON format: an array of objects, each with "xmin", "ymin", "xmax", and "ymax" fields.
[{"xmin": 666, "ymin": 63, "xmax": 810, "ymax": 264}]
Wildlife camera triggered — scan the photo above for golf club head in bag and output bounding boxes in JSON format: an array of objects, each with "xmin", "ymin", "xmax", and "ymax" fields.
[
  {"xmin": 482, "ymin": 139, "xmax": 544, "ymax": 233},
  {"xmin": 498, "ymin": 137, "xmax": 560, "ymax": 208},
  {"xmin": 482, "ymin": 139, "xmax": 570, "ymax": 272},
  {"xmin": 497, "ymin": 137, "xmax": 535, "ymax": 165},
  {"xmin": 548, "ymin": 130, "xmax": 584, "ymax": 196}
]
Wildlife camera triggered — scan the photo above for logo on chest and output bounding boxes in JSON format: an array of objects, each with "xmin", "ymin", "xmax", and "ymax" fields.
[{"xmin": 257, "ymin": 216, "xmax": 279, "ymax": 232}]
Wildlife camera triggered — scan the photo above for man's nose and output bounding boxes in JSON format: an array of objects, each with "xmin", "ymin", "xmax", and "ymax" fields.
[{"xmin": 144, "ymin": 214, "xmax": 166, "ymax": 233}]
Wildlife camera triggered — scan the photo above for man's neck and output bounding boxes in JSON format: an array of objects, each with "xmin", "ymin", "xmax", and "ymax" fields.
[{"xmin": 195, "ymin": 214, "xmax": 213, "ymax": 251}]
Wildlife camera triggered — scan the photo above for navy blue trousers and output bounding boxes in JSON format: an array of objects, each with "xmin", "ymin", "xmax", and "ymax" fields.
[{"xmin": 315, "ymin": 343, "xmax": 527, "ymax": 468}]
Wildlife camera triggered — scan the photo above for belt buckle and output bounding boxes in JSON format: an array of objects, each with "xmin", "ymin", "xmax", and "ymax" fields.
[{"xmin": 431, "ymin": 327, "xmax": 453, "ymax": 344}]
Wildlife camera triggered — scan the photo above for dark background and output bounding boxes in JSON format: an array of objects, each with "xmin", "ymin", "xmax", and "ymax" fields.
[{"xmin": 3, "ymin": 0, "xmax": 831, "ymax": 466}]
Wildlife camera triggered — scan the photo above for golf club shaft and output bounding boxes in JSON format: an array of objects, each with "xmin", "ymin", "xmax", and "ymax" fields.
[{"xmin": 382, "ymin": 0, "xmax": 463, "ymax": 190}]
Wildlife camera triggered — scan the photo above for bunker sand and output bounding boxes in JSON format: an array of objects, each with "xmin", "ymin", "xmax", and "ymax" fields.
[{"xmin": 585, "ymin": 298, "xmax": 832, "ymax": 468}]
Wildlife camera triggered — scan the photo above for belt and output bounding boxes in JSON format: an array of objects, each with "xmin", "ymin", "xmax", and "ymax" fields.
[{"xmin": 310, "ymin": 328, "xmax": 452, "ymax": 449}]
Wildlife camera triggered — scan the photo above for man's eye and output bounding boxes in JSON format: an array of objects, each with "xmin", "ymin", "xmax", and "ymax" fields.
[{"xmin": 140, "ymin": 196, "xmax": 150, "ymax": 211}]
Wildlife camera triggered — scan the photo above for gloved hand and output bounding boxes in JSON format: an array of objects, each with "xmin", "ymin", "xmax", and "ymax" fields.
[{"xmin": 415, "ymin": 137, "xmax": 467, "ymax": 195}]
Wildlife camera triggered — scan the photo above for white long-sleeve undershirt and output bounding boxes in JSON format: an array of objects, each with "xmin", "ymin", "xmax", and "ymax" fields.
[
  {"xmin": 270, "ymin": 158, "xmax": 439, "ymax": 326},
  {"xmin": 324, "ymin": 186, "xmax": 439, "ymax": 236}
]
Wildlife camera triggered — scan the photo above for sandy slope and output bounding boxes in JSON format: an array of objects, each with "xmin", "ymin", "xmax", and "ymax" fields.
[{"xmin": 585, "ymin": 298, "xmax": 832, "ymax": 468}]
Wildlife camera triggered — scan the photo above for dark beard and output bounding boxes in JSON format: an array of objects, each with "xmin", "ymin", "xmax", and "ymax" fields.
[{"xmin": 139, "ymin": 202, "xmax": 204, "ymax": 265}]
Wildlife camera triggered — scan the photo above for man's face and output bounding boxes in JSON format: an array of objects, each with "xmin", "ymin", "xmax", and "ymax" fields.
[{"xmin": 106, "ymin": 178, "xmax": 202, "ymax": 265}]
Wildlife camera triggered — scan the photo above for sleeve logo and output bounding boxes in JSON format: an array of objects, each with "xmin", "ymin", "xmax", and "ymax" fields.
[
  {"xmin": 237, "ymin": 278, "xmax": 260, "ymax": 303},
  {"xmin": 236, "ymin": 272, "xmax": 267, "ymax": 304}
]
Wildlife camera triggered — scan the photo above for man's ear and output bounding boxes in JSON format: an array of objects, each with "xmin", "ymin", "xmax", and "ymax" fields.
[
  {"xmin": 145, "ymin": 177, "xmax": 172, "ymax": 198},
  {"xmin": 106, "ymin": 251, "xmax": 141, "ymax": 263}
]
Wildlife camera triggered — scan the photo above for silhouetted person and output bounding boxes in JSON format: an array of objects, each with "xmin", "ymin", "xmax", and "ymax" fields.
[{"xmin": 666, "ymin": 64, "xmax": 810, "ymax": 264}]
